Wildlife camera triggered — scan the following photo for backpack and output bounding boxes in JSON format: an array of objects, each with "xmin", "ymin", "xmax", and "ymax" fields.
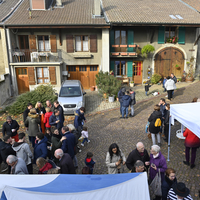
[{"xmin": 154, "ymin": 118, "xmax": 161, "ymax": 127}]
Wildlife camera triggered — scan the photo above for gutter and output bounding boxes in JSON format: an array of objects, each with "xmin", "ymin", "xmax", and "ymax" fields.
[{"xmin": 0, "ymin": 0, "xmax": 23, "ymax": 23}]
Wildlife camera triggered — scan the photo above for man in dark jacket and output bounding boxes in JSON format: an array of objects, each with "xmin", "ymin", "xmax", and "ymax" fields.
[
  {"xmin": 121, "ymin": 91, "xmax": 131, "ymax": 119},
  {"xmin": 53, "ymin": 100, "xmax": 64, "ymax": 126},
  {"xmin": 54, "ymin": 149, "xmax": 76, "ymax": 174},
  {"xmin": 126, "ymin": 142, "xmax": 150, "ymax": 171},
  {"xmin": 74, "ymin": 107, "xmax": 86, "ymax": 129},
  {"xmin": 170, "ymin": 73, "xmax": 177, "ymax": 98},
  {"xmin": 117, "ymin": 87, "xmax": 126, "ymax": 116},
  {"xmin": 49, "ymin": 109, "xmax": 63, "ymax": 133},
  {"xmin": 159, "ymin": 98, "xmax": 166, "ymax": 134},
  {"xmin": 61, "ymin": 126, "xmax": 76, "ymax": 159},
  {"xmin": 23, "ymin": 103, "xmax": 33, "ymax": 123},
  {"xmin": 129, "ymin": 89, "xmax": 136, "ymax": 117},
  {"xmin": 2, "ymin": 116, "xmax": 19, "ymax": 142}
]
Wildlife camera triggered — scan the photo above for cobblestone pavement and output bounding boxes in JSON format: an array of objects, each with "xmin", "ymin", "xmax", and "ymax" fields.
[{"xmin": 75, "ymin": 81, "xmax": 200, "ymax": 199}]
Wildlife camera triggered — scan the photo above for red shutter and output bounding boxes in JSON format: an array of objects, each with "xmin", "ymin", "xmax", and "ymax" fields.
[
  {"xmin": 29, "ymin": 35, "xmax": 36, "ymax": 51},
  {"xmin": 66, "ymin": 35, "xmax": 74, "ymax": 53},
  {"xmin": 49, "ymin": 67, "xmax": 56, "ymax": 85},
  {"xmin": 90, "ymin": 35, "xmax": 97, "ymax": 52},
  {"xmin": 50, "ymin": 35, "xmax": 57, "ymax": 53},
  {"xmin": 27, "ymin": 67, "xmax": 35, "ymax": 85}
]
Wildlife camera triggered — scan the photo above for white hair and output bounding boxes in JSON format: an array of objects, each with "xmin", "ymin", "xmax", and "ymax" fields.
[
  {"xmin": 151, "ymin": 145, "xmax": 160, "ymax": 153},
  {"xmin": 136, "ymin": 142, "xmax": 144, "ymax": 148},
  {"xmin": 55, "ymin": 149, "xmax": 64, "ymax": 157},
  {"xmin": 7, "ymin": 155, "xmax": 17, "ymax": 164},
  {"xmin": 67, "ymin": 124, "xmax": 76, "ymax": 131}
]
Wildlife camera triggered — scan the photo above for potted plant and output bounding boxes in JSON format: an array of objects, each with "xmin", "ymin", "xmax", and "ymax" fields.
[
  {"xmin": 166, "ymin": 36, "xmax": 178, "ymax": 44},
  {"xmin": 186, "ymin": 56, "xmax": 195, "ymax": 82},
  {"xmin": 141, "ymin": 44, "xmax": 155, "ymax": 58},
  {"xmin": 175, "ymin": 64, "xmax": 181, "ymax": 70},
  {"xmin": 95, "ymin": 71, "xmax": 121, "ymax": 102},
  {"xmin": 130, "ymin": 81, "xmax": 134, "ymax": 87}
]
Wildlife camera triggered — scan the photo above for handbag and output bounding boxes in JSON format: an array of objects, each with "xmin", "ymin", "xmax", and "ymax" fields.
[{"xmin": 150, "ymin": 169, "xmax": 162, "ymax": 196}]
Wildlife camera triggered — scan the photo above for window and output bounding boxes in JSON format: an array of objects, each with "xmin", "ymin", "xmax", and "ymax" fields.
[
  {"xmin": 59, "ymin": 86, "xmax": 81, "ymax": 97},
  {"xmin": 18, "ymin": 36, "xmax": 29, "ymax": 49},
  {"xmin": 75, "ymin": 36, "xmax": 88, "ymax": 52},
  {"xmin": 68, "ymin": 66, "xmax": 76, "ymax": 72},
  {"xmin": 90, "ymin": 66, "xmax": 97, "ymax": 71},
  {"xmin": 18, "ymin": 68, "xmax": 27, "ymax": 75},
  {"xmin": 115, "ymin": 30, "xmax": 127, "ymax": 45},
  {"xmin": 165, "ymin": 27, "xmax": 176, "ymax": 40},
  {"xmin": 115, "ymin": 61, "xmax": 126, "ymax": 76},
  {"xmin": 36, "ymin": 67, "xmax": 49, "ymax": 83},
  {"xmin": 79, "ymin": 66, "xmax": 87, "ymax": 71},
  {"xmin": 38, "ymin": 36, "xmax": 50, "ymax": 51}
]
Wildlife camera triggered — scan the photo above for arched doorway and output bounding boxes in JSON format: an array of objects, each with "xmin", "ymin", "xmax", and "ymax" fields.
[{"xmin": 154, "ymin": 47, "xmax": 185, "ymax": 78}]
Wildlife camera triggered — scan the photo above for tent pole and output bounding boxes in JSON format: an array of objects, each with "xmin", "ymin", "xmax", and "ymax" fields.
[
  {"xmin": 167, "ymin": 116, "xmax": 171, "ymax": 161},
  {"xmin": 181, "ymin": 124, "xmax": 183, "ymax": 134}
]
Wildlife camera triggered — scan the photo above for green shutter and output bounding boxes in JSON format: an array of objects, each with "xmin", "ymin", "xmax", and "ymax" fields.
[
  {"xmin": 110, "ymin": 61, "xmax": 115, "ymax": 75},
  {"xmin": 127, "ymin": 30, "xmax": 134, "ymax": 52},
  {"xmin": 158, "ymin": 26, "xmax": 165, "ymax": 44},
  {"xmin": 127, "ymin": 61, "xmax": 133, "ymax": 77},
  {"xmin": 110, "ymin": 30, "xmax": 115, "ymax": 52},
  {"xmin": 178, "ymin": 27, "xmax": 185, "ymax": 44}
]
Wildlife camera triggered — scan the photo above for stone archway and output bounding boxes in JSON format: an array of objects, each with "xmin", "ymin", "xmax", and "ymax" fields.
[{"xmin": 154, "ymin": 47, "xmax": 185, "ymax": 78}]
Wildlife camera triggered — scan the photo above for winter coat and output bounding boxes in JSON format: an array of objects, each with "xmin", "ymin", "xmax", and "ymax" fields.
[
  {"xmin": 11, "ymin": 158, "xmax": 28, "ymax": 174},
  {"xmin": 49, "ymin": 114, "xmax": 63, "ymax": 131},
  {"xmin": 23, "ymin": 107, "xmax": 30, "ymax": 123},
  {"xmin": 61, "ymin": 131, "xmax": 76, "ymax": 159},
  {"xmin": 149, "ymin": 152, "xmax": 167, "ymax": 182},
  {"xmin": 34, "ymin": 136, "xmax": 48, "ymax": 163},
  {"xmin": 59, "ymin": 153, "xmax": 76, "ymax": 174},
  {"xmin": 145, "ymin": 84, "xmax": 150, "ymax": 92},
  {"xmin": 183, "ymin": 128, "xmax": 200, "ymax": 148},
  {"xmin": 0, "ymin": 139, "xmax": 3, "ymax": 164},
  {"xmin": 85, "ymin": 157, "xmax": 95, "ymax": 169},
  {"xmin": 0, "ymin": 142, "xmax": 16, "ymax": 163},
  {"xmin": 36, "ymin": 107, "xmax": 46, "ymax": 115},
  {"xmin": 43, "ymin": 112, "xmax": 53, "ymax": 128},
  {"xmin": 53, "ymin": 104, "xmax": 64, "ymax": 125},
  {"xmin": 105, "ymin": 150, "xmax": 126, "ymax": 174},
  {"xmin": 12, "ymin": 142, "xmax": 33, "ymax": 165},
  {"xmin": 126, "ymin": 148, "xmax": 150, "ymax": 170},
  {"xmin": 163, "ymin": 79, "xmax": 167, "ymax": 87},
  {"xmin": 160, "ymin": 103, "xmax": 166, "ymax": 118},
  {"xmin": 122, "ymin": 95, "xmax": 131, "ymax": 107},
  {"xmin": 39, "ymin": 162, "xmax": 52, "ymax": 174},
  {"xmin": 165, "ymin": 79, "xmax": 176, "ymax": 91},
  {"xmin": 130, "ymin": 91, "xmax": 136, "ymax": 105},
  {"xmin": 44, "ymin": 133, "xmax": 52, "ymax": 146},
  {"xmin": 74, "ymin": 109, "xmax": 86, "ymax": 129},
  {"xmin": 118, "ymin": 88, "xmax": 126, "ymax": 103},
  {"xmin": 2, "ymin": 120, "xmax": 19, "ymax": 137},
  {"xmin": 51, "ymin": 134, "xmax": 62, "ymax": 158},
  {"xmin": 164, "ymin": 110, "xmax": 170, "ymax": 125},
  {"xmin": 171, "ymin": 76, "xmax": 177, "ymax": 83},
  {"xmin": 81, "ymin": 130, "xmax": 88, "ymax": 138},
  {"xmin": 161, "ymin": 176, "xmax": 177, "ymax": 200},
  {"xmin": 24, "ymin": 113, "xmax": 40, "ymax": 137},
  {"xmin": 148, "ymin": 110, "xmax": 162, "ymax": 134}
]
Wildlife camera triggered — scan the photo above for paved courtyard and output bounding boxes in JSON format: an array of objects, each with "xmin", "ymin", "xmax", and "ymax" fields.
[{"xmin": 75, "ymin": 81, "xmax": 200, "ymax": 199}]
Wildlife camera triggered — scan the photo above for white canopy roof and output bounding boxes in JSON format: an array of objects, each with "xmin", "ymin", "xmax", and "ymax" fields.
[{"xmin": 170, "ymin": 102, "xmax": 200, "ymax": 138}]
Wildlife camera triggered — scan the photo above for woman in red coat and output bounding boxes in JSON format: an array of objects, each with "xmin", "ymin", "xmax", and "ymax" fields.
[
  {"xmin": 183, "ymin": 128, "xmax": 200, "ymax": 169},
  {"xmin": 43, "ymin": 107, "xmax": 53, "ymax": 131}
]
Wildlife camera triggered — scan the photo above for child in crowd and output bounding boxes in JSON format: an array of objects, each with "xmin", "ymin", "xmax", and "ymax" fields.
[
  {"xmin": 85, "ymin": 152, "xmax": 96, "ymax": 174},
  {"xmin": 163, "ymin": 76, "xmax": 167, "ymax": 92},
  {"xmin": 163, "ymin": 104, "xmax": 170, "ymax": 142},
  {"xmin": 80, "ymin": 126, "xmax": 90, "ymax": 146},
  {"xmin": 129, "ymin": 89, "xmax": 136, "ymax": 117},
  {"xmin": 145, "ymin": 82, "xmax": 150, "ymax": 96},
  {"xmin": 121, "ymin": 91, "xmax": 131, "ymax": 119}
]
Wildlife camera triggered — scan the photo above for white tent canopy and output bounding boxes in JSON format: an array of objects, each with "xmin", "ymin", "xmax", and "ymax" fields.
[{"xmin": 167, "ymin": 102, "xmax": 200, "ymax": 160}]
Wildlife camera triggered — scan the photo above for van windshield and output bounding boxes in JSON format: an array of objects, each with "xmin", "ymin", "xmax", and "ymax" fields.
[{"xmin": 59, "ymin": 86, "xmax": 82, "ymax": 97}]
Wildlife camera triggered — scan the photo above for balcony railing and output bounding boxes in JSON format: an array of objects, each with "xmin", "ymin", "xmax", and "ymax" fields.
[{"xmin": 10, "ymin": 49, "xmax": 62, "ymax": 63}]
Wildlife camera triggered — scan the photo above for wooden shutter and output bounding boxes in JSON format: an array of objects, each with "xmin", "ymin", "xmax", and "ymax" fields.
[
  {"xmin": 158, "ymin": 26, "xmax": 165, "ymax": 44},
  {"xmin": 27, "ymin": 67, "xmax": 35, "ymax": 85},
  {"xmin": 127, "ymin": 61, "xmax": 133, "ymax": 77},
  {"xmin": 49, "ymin": 67, "xmax": 56, "ymax": 85},
  {"xmin": 50, "ymin": 35, "xmax": 57, "ymax": 53},
  {"xmin": 90, "ymin": 35, "xmax": 97, "ymax": 52},
  {"xmin": 127, "ymin": 30, "xmax": 134, "ymax": 52},
  {"xmin": 110, "ymin": 61, "xmax": 115, "ymax": 75},
  {"xmin": 110, "ymin": 30, "xmax": 115, "ymax": 52},
  {"xmin": 66, "ymin": 35, "xmax": 74, "ymax": 53},
  {"xmin": 29, "ymin": 35, "xmax": 37, "ymax": 51},
  {"xmin": 178, "ymin": 27, "xmax": 185, "ymax": 44}
]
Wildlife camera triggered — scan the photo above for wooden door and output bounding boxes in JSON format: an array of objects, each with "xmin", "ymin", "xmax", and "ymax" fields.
[
  {"xmin": 88, "ymin": 66, "xmax": 99, "ymax": 86},
  {"xmin": 67, "ymin": 66, "xmax": 78, "ymax": 80},
  {"xmin": 19, "ymin": 35, "xmax": 30, "ymax": 62},
  {"xmin": 133, "ymin": 61, "xmax": 143, "ymax": 84},
  {"xmin": 78, "ymin": 66, "xmax": 89, "ymax": 89},
  {"xmin": 16, "ymin": 68, "xmax": 29, "ymax": 94}
]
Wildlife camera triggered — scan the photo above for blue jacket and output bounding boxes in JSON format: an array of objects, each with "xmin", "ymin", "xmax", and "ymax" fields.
[
  {"xmin": 85, "ymin": 157, "xmax": 95, "ymax": 169},
  {"xmin": 61, "ymin": 131, "xmax": 76, "ymax": 159},
  {"xmin": 163, "ymin": 79, "xmax": 167, "ymax": 87},
  {"xmin": 74, "ymin": 109, "xmax": 85, "ymax": 129},
  {"xmin": 49, "ymin": 114, "xmax": 63, "ymax": 130},
  {"xmin": 117, "ymin": 88, "xmax": 126, "ymax": 103},
  {"xmin": 122, "ymin": 95, "xmax": 131, "ymax": 107},
  {"xmin": 34, "ymin": 136, "xmax": 48, "ymax": 163}
]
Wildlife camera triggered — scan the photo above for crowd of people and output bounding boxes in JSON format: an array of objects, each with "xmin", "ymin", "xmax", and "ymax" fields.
[{"xmin": 0, "ymin": 90, "xmax": 198, "ymax": 200}]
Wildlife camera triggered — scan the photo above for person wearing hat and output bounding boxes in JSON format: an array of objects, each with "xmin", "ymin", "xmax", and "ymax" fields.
[{"xmin": 167, "ymin": 182, "xmax": 193, "ymax": 200}]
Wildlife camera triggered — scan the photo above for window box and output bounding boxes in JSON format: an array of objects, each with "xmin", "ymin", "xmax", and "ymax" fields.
[
  {"xmin": 112, "ymin": 45, "xmax": 119, "ymax": 47},
  {"xmin": 129, "ymin": 53, "xmax": 137, "ymax": 56},
  {"xmin": 129, "ymin": 45, "xmax": 136, "ymax": 47},
  {"xmin": 120, "ymin": 45, "xmax": 127, "ymax": 47},
  {"xmin": 121, "ymin": 52, "xmax": 128, "ymax": 56},
  {"xmin": 112, "ymin": 53, "xmax": 120, "ymax": 56}
]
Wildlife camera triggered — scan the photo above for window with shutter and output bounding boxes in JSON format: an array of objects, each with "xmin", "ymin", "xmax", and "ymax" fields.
[
  {"xmin": 50, "ymin": 35, "xmax": 57, "ymax": 53},
  {"xmin": 127, "ymin": 61, "xmax": 133, "ymax": 77},
  {"xmin": 29, "ymin": 35, "xmax": 37, "ymax": 51},
  {"xmin": 158, "ymin": 27, "xmax": 165, "ymax": 44},
  {"xmin": 66, "ymin": 35, "xmax": 74, "ymax": 53},
  {"xmin": 27, "ymin": 67, "xmax": 35, "ymax": 85},
  {"xmin": 90, "ymin": 35, "xmax": 97, "ymax": 52},
  {"xmin": 36, "ymin": 67, "xmax": 49, "ymax": 83},
  {"xmin": 49, "ymin": 67, "xmax": 56, "ymax": 85}
]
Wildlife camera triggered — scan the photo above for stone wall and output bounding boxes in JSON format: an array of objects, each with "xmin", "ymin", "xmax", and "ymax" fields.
[{"xmin": 0, "ymin": 74, "xmax": 11, "ymax": 106}]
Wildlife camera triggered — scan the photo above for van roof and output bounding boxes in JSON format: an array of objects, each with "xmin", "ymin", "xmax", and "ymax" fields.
[{"xmin": 62, "ymin": 80, "xmax": 80, "ymax": 87}]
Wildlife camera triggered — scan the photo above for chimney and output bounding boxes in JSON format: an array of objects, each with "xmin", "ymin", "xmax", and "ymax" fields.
[
  {"xmin": 56, "ymin": 0, "xmax": 62, "ymax": 7},
  {"xmin": 94, "ymin": 0, "xmax": 101, "ymax": 16}
]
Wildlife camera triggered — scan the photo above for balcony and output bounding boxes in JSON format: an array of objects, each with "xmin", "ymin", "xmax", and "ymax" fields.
[
  {"xmin": 10, "ymin": 49, "xmax": 62, "ymax": 63},
  {"xmin": 111, "ymin": 44, "xmax": 139, "ymax": 57}
]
